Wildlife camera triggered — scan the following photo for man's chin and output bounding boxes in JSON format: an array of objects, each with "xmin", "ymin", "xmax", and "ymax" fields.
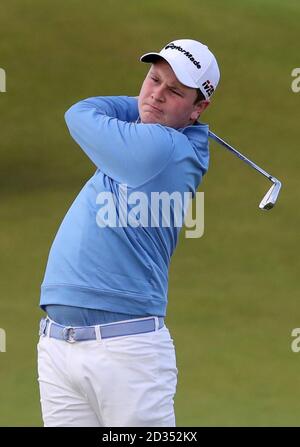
[{"xmin": 140, "ymin": 111, "xmax": 164, "ymax": 125}]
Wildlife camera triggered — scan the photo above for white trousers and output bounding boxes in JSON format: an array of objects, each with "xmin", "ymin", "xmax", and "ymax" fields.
[{"xmin": 37, "ymin": 324, "xmax": 178, "ymax": 427}]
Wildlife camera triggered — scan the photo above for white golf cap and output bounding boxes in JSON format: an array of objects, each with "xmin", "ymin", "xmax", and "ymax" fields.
[{"xmin": 140, "ymin": 39, "xmax": 220, "ymax": 100}]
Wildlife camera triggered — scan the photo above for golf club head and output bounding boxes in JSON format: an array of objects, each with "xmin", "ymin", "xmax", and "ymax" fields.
[{"xmin": 259, "ymin": 179, "xmax": 282, "ymax": 210}]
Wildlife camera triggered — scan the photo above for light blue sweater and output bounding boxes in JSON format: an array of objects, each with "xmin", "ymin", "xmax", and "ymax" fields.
[{"xmin": 40, "ymin": 96, "xmax": 209, "ymax": 317}]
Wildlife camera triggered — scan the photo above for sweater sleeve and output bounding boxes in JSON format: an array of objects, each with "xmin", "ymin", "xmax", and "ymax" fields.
[{"xmin": 64, "ymin": 96, "xmax": 175, "ymax": 188}]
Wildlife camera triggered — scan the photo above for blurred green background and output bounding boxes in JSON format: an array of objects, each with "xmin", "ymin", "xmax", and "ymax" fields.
[{"xmin": 0, "ymin": 0, "xmax": 299, "ymax": 426}]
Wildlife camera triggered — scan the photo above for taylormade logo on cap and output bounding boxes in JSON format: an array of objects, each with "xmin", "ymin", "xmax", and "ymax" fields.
[
  {"xmin": 140, "ymin": 39, "xmax": 220, "ymax": 99},
  {"xmin": 164, "ymin": 43, "xmax": 202, "ymax": 69}
]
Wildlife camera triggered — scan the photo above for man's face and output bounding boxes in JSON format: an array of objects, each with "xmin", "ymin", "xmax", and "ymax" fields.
[{"xmin": 138, "ymin": 59, "xmax": 209, "ymax": 129}]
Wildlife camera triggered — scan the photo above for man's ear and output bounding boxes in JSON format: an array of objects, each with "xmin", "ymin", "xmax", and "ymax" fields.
[
  {"xmin": 191, "ymin": 100, "xmax": 210, "ymax": 120},
  {"xmin": 190, "ymin": 111, "xmax": 199, "ymax": 121}
]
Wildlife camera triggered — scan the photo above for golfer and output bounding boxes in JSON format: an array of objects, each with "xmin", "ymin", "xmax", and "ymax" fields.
[{"xmin": 37, "ymin": 38, "xmax": 220, "ymax": 427}]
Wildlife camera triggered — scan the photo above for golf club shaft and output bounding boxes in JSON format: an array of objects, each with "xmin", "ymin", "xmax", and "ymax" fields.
[{"xmin": 208, "ymin": 131, "xmax": 274, "ymax": 182}]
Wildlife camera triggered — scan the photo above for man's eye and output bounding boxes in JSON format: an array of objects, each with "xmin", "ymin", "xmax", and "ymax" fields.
[
  {"xmin": 170, "ymin": 90, "xmax": 180, "ymax": 96},
  {"xmin": 151, "ymin": 77, "xmax": 158, "ymax": 82}
]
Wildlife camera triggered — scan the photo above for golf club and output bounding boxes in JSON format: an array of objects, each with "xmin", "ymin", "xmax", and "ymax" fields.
[{"xmin": 208, "ymin": 131, "xmax": 282, "ymax": 210}]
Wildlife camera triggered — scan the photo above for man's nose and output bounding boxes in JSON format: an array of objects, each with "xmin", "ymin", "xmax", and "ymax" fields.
[{"xmin": 151, "ymin": 84, "xmax": 165, "ymax": 102}]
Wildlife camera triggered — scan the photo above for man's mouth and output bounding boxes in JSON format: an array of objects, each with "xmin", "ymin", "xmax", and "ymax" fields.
[{"xmin": 146, "ymin": 104, "xmax": 163, "ymax": 113}]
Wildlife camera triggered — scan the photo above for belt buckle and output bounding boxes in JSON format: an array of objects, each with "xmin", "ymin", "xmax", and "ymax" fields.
[
  {"xmin": 62, "ymin": 327, "xmax": 76, "ymax": 343},
  {"xmin": 39, "ymin": 318, "xmax": 47, "ymax": 337}
]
